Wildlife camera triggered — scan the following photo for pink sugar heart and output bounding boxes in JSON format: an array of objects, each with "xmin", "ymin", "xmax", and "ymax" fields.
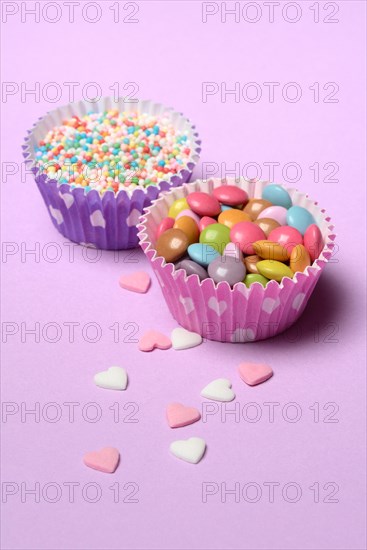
[
  {"xmin": 166, "ymin": 403, "xmax": 201, "ymax": 428},
  {"xmin": 83, "ymin": 447, "xmax": 120, "ymax": 473},
  {"xmin": 139, "ymin": 330, "xmax": 172, "ymax": 352},
  {"xmin": 119, "ymin": 271, "xmax": 151, "ymax": 293},
  {"xmin": 238, "ymin": 362, "xmax": 273, "ymax": 386}
]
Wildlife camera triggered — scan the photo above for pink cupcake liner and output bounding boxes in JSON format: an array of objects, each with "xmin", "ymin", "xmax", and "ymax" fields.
[
  {"xmin": 138, "ymin": 178, "xmax": 336, "ymax": 343},
  {"xmin": 22, "ymin": 97, "xmax": 201, "ymax": 250}
]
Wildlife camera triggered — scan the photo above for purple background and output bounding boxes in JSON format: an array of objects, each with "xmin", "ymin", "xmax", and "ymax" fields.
[{"xmin": 1, "ymin": 1, "xmax": 366, "ymax": 549}]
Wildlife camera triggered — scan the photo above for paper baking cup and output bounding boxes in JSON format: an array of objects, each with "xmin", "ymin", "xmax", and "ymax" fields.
[
  {"xmin": 138, "ymin": 178, "xmax": 336, "ymax": 343},
  {"xmin": 22, "ymin": 98, "xmax": 201, "ymax": 249}
]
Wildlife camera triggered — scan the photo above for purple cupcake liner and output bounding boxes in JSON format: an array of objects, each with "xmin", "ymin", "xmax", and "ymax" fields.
[
  {"xmin": 138, "ymin": 178, "xmax": 336, "ymax": 343},
  {"xmin": 23, "ymin": 97, "xmax": 201, "ymax": 249}
]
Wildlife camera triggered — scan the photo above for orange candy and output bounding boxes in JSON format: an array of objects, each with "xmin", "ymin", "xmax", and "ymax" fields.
[
  {"xmin": 253, "ymin": 240, "xmax": 290, "ymax": 262},
  {"xmin": 218, "ymin": 209, "xmax": 251, "ymax": 229},
  {"xmin": 174, "ymin": 216, "xmax": 200, "ymax": 245},
  {"xmin": 290, "ymin": 244, "xmax": 311, "ymax": 273}
]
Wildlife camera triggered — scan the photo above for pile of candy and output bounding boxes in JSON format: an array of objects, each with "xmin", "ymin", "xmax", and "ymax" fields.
[
  {"xmin": 34, "ymin": 110, "xmax": 193, "ymax": 193},
  {"xmin": 155, "ymin": 184, "xmax": 324, "ymax": 287}
]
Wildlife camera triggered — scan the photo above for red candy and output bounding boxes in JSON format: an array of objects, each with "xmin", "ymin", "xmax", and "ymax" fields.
[
  {"xmin": 268, "ymin": 226, "xmax": 303, "ymax": 253},
  {"xmin": 304, "ymin": 224, "xmax": 323, "ymax": 261},
  {"xmin": 212, "ymin": 185, "xmax": 248, "ymax": 206},
  {"xmin": 230, "ymin": 222, "xmax": 267, "ymax": 255},
  {"xmin": 156, "ymin": 217, "xmax": 174, "ymax": 239},
  {"xmin": 186, "ymin": 192, "xmax": 221, "ymax": 217}
]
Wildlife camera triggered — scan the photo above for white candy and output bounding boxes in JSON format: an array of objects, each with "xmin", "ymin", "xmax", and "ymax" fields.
[
  {"xmin": 171, "ymin": 328, "xmax": 202, "ymax": 350},
  {"xmin": 170, "ymin": 437, "xmax": 206, "ymax": 464},
  {"xmin": 201, "ymin": 378, "xmax": 235, "ymax": 402},
  {"xmin": 94, "ymin": 366, "xmax": 128, "ymax": 391}
]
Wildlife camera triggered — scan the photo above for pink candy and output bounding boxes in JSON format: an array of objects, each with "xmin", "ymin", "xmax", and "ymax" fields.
[
  {"xmin": 212, "ymin": 185, "xmax": 248, "ymax": 206},
  {"xmin": 199, "ymin": 216, "xmax": 216, "ymax": 232},
  {"xmin": 187, "ymin": 192, "xmax": 221, "ymax": 217},
  {"xmin": 258, "ymin": 206, "xmax": 288, "ymax": 226},
  {"xmin": 157, "ymin": 217, "xmax": 175, "ymax": 239},
  {"xmin": 304, "ymin": 224, "xmax": 324, "ymax": 261},
  {"xmin": 230, "ymin": 222, "xmax": 266, "ymax": 255},
  {"xmin": 268, "ymin": 226, "xmax": 303, "ymax": 252}
]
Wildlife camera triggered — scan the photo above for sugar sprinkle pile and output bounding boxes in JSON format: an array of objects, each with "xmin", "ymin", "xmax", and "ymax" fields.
[{"xmin": 35, "ymin": 110, "xmax": 193, "ymax": 193}]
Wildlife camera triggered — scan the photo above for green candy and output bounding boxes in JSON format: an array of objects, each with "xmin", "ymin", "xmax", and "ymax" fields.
[
  {"xmin": 244, "ymin": 274, "xmax": 269, "ymax": 288},
  {"xmin": 199, "ymin": 223, "xmax": 230, "ymax": 254}
]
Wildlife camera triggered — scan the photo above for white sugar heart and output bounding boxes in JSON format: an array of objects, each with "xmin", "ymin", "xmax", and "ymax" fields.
[
  {"xmin": 208, "ymin": 297, "xmax": 227, "ymax": 316},
  {"xmin": 49, "ymin": 206, "xmax": 64, "ymax": 225},
  {"xmin": 170, "ymin": 437, "xmax": 206, "ymax": 464},
  {"xmin": 94, "ymin": 366, "xmax": 127, "ymax": 391},
  {"xmin": 171, "ymin": 328, "xmax": 202, "ymax": 350},
  {"xmin": 201, "ymin": 378, "xmax": 235, "ymax": 402},
  {"xmin": 59, "ymin": 192, "xmax": 74, "ymax": 209},
  {"xmin": 126, "ymin": 208, "xmax": 141, "ymax": 227},
  {"xmin": 178, "ymin": 295, "xmax": 194, "ymax": 314},
  {"xmin": 90, "ymin": 210, "xmax": 106, "ymax": 228}
]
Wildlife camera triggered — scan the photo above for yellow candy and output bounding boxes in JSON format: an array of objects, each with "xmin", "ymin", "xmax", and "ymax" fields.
[
  {"xmin": 168, "ymin": 198, "xmax": 189, "ymax": 218},
  {"xmin": 257, "ymin": 260, "xmax": 294, "ymax": 282}
]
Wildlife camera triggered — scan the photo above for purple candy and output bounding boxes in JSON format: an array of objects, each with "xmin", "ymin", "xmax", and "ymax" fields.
[
  {"xmin": 208, "ymin": 255, "xmax": 246, "ymax": 286},
  {"xmin": 175, "ymin": 259, "xmax": 208, "ymax": 281}
]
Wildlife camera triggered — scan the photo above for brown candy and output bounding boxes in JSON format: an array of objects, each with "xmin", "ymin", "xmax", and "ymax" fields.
[
  {"xmin": 253, "ymin": 217, "xmax": 280, "ymax": 237},
  {"xmin": 244, "ymin": 254, "xmax": 261, "ymax": 274},
  {"xmin": 156, "ymin": 228, "xmax": 189, "ymax": 263},
  {"xmin": 243, "ymin": 199, "xmax": 272, "ymax": 220}
]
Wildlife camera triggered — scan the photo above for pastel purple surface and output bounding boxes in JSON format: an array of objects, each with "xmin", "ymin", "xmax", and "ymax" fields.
[{"xmin": 2, "ymin": 2, "xmax": 366, "ymax": 550}]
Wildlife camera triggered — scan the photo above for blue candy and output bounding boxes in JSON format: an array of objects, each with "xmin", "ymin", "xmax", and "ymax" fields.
[
  {"xmin": 286, "ymin": 206, "xmax": 315, "ymax": 235},
  {"xmin": 262, "ymin": 184, "xmax": 292, "ymax": 209},
  {"xmin": 187, "ymin": 243, "xmax": 220, "ymax": 267},
  {"xmin": 220, "ymin": 204, "xmax": 232, "ymax": 212}
]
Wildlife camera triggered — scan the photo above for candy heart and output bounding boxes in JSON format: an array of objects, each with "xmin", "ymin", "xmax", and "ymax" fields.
[
  {"xmin": 119, "ymin": 271, "xmax": 151, "ymax": 293},
  {"xmin": 94, "ymin": 366, "xmax": 127, "ymax": 391},
  {"xmin": 166, "ymin": 403, "xmax": 201, "ymax": 428},
  {"xmin": 170, "ymin": 437, "xmax": 206, "ymax": 464},
  {"xmin": 139, "ymin": 330, "xmax": 171, "ymax": 352},
  {"xmin": 201, "ymin": 378, "xmax": 235, "ymax": 402},
  {"xmin": 171, "ymin": 328, "xmax": 202, "ymax": 350},
  {"xmin": 238, "ymin": 362, "xmax": 273, "ymax": 386},
  {"xmin": 83, "ymin": 447, "xmax": 120, "ymax": 473}
]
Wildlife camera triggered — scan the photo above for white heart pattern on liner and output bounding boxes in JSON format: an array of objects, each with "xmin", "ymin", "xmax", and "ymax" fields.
[
  {"xmin": 170, "ymin": 437, "xmax": 206, "ymax": 464},
  {"xmin": 94, "ymin": 366, "xmax": 128, "ymax": 391},
  {"xmin": 178, "ymin": 295, "xmax": 195, "ymax": 315},
  {"xmin": 126, "ymin": 208, "xmax": 141, "ymax": 227},
  {"xmin": 208, "ymin": 297, "xmax": 227, "ymax": 316},
  {"xmin": 261, "ymin": 297, "xmax": 281, "ymax": 314},
  {"xmin": 49, "ymin": 206, "xmax": 64, "ymax": 225},
  {"xmin": 171, "ymin": 328, "xmax": 202, "ymax": 350},
  {"xmin": 292, "ymin": 293, "xmax": 306, "ymax": 311},
  {"xmin": 201, "ymin": 378, "xmax": 235, "ymax": 402},
  {"xmin": 90, "ymin": 210, "xmax": 106, "ymax": 229},
  {"xmin": 59, "ymin": 192, "xmax": 74, "ymax": 209},
  {"xmin": 231, "ymin": 328, "xmax": 256, "ymax": 343}
]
